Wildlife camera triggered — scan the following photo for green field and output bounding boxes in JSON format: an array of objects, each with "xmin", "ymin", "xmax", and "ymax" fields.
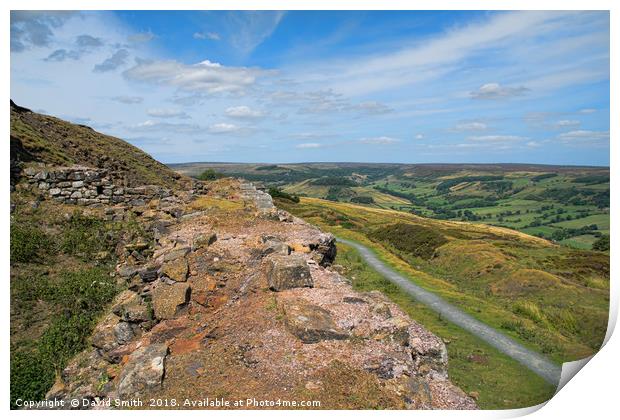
[{"xmin": 170, "ymin": 162, "xmax": 610, "ymax": 251}]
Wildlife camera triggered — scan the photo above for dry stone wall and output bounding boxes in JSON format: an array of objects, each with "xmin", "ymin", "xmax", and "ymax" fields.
[{"xmin": 23, "ymin": 165, "xmax": 173, "ymax": 206}]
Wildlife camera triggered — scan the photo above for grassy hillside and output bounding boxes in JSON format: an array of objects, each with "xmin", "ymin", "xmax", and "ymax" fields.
[
  {"xmin": 10, "ymin": 102, "xmax": 181, "ymax": 406},
  {"xmin": 277, "ymin": 197, "xmax": 609, "ymax": 365},
  {"xmin": 173, "ymin": 162, "xmax": 609, "ymax": 250},
  {"xmin": 11, "ymin": 101, "xmax": 186, "ymax": 189},
  {"xmin": 335, "ymin": 242, "xmax": 556, "ymax": 409}
]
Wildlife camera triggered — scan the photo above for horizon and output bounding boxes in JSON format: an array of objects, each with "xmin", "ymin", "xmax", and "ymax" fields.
[
  {"xmin": 11, "ymin": 10, "xmax": 610, "ymax": 166},
  {"xmin": 166, "ymin": 160, "xmax": 610, "ymax": 169}
]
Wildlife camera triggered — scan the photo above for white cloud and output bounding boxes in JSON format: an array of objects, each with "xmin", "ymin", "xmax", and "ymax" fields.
[
  {"xmin": 470, "ymin": 83, "xmax": 528, "ymax": 100},
  {"xmin": 555, "ymin": 119, "xmax": 580, "ymax": 128},
  {"xmin": 208, "ymin": 122, "xmax": 239, "ymax": 134},
  {"xmin": 296, "ymin": 143, "xmax": 322, "ymax": 149},
  {"xmin": 134, "ymin": 120, "xmax": 201, "ymax": 133},
  {"xmin": 359, "ymin": 136, "xmax": 400, "ymax": 145},
  {"xmin": 579, "ymin": 108, "xmax": 597, "ymax": 114},
  {"xmin": 350, "ymin": 101, "xmax": 392, "ymax": 115},
  {"xmin": 454, "ymin": 121, "xmax": 488, "ymax": 131},
  {"xmin": 415, "ymin": 134, "xmax": 424, "ymax": 140},
  {"xmin": 295, "ymin": 11, "xmax": 567, "ymax": 96},
  {"xmin": 558, "ymin": 130, "xmax": 609, "ymax": 141},
  {"xmin": 227, "ymin": 11, "xmax": 286, "ymax": 54},
  {"xmin": 468, "ymin": 135, "xmax": 526, "ymax": 142},
  {"xmin": 194, "ymin": 31, "xmax": 220, "ymax": 41},
  {"xmin": 128, "ymin": 31, "xmax": 155, "ymax": 43},
  {"xmin": 123, "ymin": 59, "xmax": 268, "ymax": 95},
  {"xmin": 146, "ymin": 108, "xmax": 190, "ymax": 119},
  {"xmin": 111, "ymin": 95, "xmax": 143, "ymax": 104},
  {"xmin": 225, "ymin": 105, "xmax": 264, "ymax": 119}
]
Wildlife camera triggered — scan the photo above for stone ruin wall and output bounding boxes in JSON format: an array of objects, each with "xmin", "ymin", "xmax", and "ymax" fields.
[{"xmin": 22, "ymin": 165, "xmax": 174, "ymax": 207}]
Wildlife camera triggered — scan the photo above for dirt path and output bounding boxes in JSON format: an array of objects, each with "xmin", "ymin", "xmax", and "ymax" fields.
[{"xmin": 338, "ymin": 238, "xmax": 562, "ymax": 385}]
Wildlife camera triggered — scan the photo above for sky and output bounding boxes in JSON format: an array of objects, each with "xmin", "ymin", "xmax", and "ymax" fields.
[{"xmin": 10, "ymin": 10, "xmax": 610, "ymax": 165}]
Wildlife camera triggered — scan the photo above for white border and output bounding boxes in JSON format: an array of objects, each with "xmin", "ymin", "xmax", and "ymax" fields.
[{"xmin": 2, "ymin": 1, "xmax": 617, "ymax": 419}]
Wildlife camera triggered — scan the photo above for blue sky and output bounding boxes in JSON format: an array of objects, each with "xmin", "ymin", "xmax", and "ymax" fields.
[{"xmin": 10, "ymin": 10, "xmax": 610, "ymax": 165}]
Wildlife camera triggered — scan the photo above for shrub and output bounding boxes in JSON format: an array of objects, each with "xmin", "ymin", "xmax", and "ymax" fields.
[
  {"xmin": 369, "ymin": 223, "xmax": 447, "ymax": 259},
  {"xmin": 592, "ymin": 235, "xmax": 610, "ymax": 251},
  {"xmin": 10, "ymin": 348, "xmax": 56, "ymax": 409},
  {"xmin": 269, "ymin": 187, "xmax": 300, "ymax": 203},
  {"xmin": 60, "ymin": 212, "xmax": 109, "ymax": 259},
  {"xmin": 10, "ymin": 267, "xmax": 118, "ymax": 406},
  {"xmin": 350, "ymin": 196, "xmax": 375, "ymax": 204},
  {"xmin": 197, "ymin": 169, "xmax": 225, "ymax": 181},
  {"xmin": 10, "ymin": 223, "xmax": 51, "ymax": 263}
]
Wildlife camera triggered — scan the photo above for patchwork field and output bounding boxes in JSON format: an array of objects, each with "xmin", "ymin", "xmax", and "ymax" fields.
[{"xmin": 170, "ymin": 163, "xmax": 609, "ymax": 251}]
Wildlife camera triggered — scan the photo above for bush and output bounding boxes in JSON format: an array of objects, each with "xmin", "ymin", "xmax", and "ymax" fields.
[
  {"xmin": 369, "ymin": 223, "xmax": 447, "ymax": 259},
  {"xmin": 350, "ymin": 196, "xmax": 375, "ymax": 204},
  {"xmin": 592, "ymin": 235, "xmax": 610, "ymax": 251},
  {"xmin": 10, "ymin": 348, "xmax": 56, "ymax": 409},
  {"xmin": 10, "ymin": 268, "xmax": 118, "ymax": 406},
  {"xmin": 60, "ymin": 212, "xmax": 109, "ymax": 259},
  {"xmin": 269, "ymin": 187, "xmax": 300, "ymax": 203},
  {"xmin": 197, "ymin": 169, "xmax": 225, "ymax": 181},
  {"xmin": 10, "ymin": 223, "xmax": 51, "ymax": 263}
]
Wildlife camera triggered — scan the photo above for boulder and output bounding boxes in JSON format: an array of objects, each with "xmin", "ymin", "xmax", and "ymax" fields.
[
  {"xmin": 111, "ymin": 291, "xmax": 150, "ymax": 322},
  {"xmin": 262, "ymin": 239, "xmax": 290, "ymax": 257},
  {"xmin": 91, "ymin": 313, "xmax": 121, "ymax": 354},
  {"xmin": 152, "ymin": 283, "xmax": 191, "ymax": 319},
  {"xmin": 139, "ymin": 264, "xmax": 160, "ymax": 282},
  {"xmin": 113, "ymin": 321, "xmax": 135, "ymax": 344},
  {"xmin": 409, "ymin": 324, "xmax": 449, "ymax": 378},
  {"xmin": 193, "ymin": 232, "xmax": 217, "ymax": 249},
  {"xmin": 117, "ymin": 265, "xmax": 140, "ymax": 279},
  {"xmin": 265, "ymin": 255, "xmax": 312, "ymax": 291},
  {"xmin": 282, "ymin": 301, "xmax": 348, "ymax": 343},
  {"xmin": 117, "ymin": 344, "xmax": 168, "ymax": 398},
  {"xmin": 161, "ymin": 258, "xmax": 189, "ymax": 282},
  {"xmin": 373, "ymin": 317, "xmax": 410, "ymax": 346},
  {"xmin": 162, "ymin": 247, "xmax": 191, "ymax": 262}
]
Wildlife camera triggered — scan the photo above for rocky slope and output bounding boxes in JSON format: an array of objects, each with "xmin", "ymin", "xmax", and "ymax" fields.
[
  {"xmin": 44, "ymin": 180, "xmax": 476, "ymax": 409},
  {"xmin": 10, "ymin": 103, "xmax": 475, "ymax": 409}
]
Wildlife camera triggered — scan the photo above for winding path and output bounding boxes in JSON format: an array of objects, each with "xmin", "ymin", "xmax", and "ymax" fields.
[{"xmin": 337, "ymin": 237, "xmax": 562, "ymax": 385}]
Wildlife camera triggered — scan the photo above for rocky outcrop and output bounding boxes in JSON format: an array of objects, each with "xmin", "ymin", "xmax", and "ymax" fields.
[
  {"xmin": 117, "ymin": 344, "xmax": 168, "ymax": 398},
  {"xmin": 152, "ymin": 283, "xmax": 191, "ymax": 320},
  {"xmin": 47, "ymin": 179, "xmax": 476, "ymax": 410},
  {"xmin": 265, "ymin": 255, "xmax": 313, "ymax": 291},
  {"xmin": 280, "ymin": 300, "xmax": 349, "ymax": 343}
]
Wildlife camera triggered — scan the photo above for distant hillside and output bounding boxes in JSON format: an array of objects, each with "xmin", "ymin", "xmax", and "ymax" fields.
[
  {"xmin": 171, "ymin": 162, "xmax": 610, "ymax": 251},
  {"xmin": 10, "ymin": 100, "xmax": 185, "ymax": 189}
]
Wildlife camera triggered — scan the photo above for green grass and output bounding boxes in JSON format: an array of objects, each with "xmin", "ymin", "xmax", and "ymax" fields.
[
  {"xmin": 559, "ymin": 234, "xmax": 599, "ymax": 250},
  {"xmin": 10, "ymin": 223, "xmax": 52, "ymax": 263},
  {"xmin": 11, "ymin": 267, "xmax": 118, "ymax": 408},
  {"xmin": 336, "ymin": 243, "xmax": 556, "ymax": 409},
  {"xmin": 10, "ymin": 200, "xmax": 150, "ymax": 407},
  {"xmin": 278, "ymin": 197, "xmax": 609, "ymax": 364}
]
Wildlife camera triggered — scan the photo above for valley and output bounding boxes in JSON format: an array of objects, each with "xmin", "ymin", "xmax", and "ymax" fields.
[{"xmin": 171, "ymin": 163, "xmax": 610, "ymax": 251}]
